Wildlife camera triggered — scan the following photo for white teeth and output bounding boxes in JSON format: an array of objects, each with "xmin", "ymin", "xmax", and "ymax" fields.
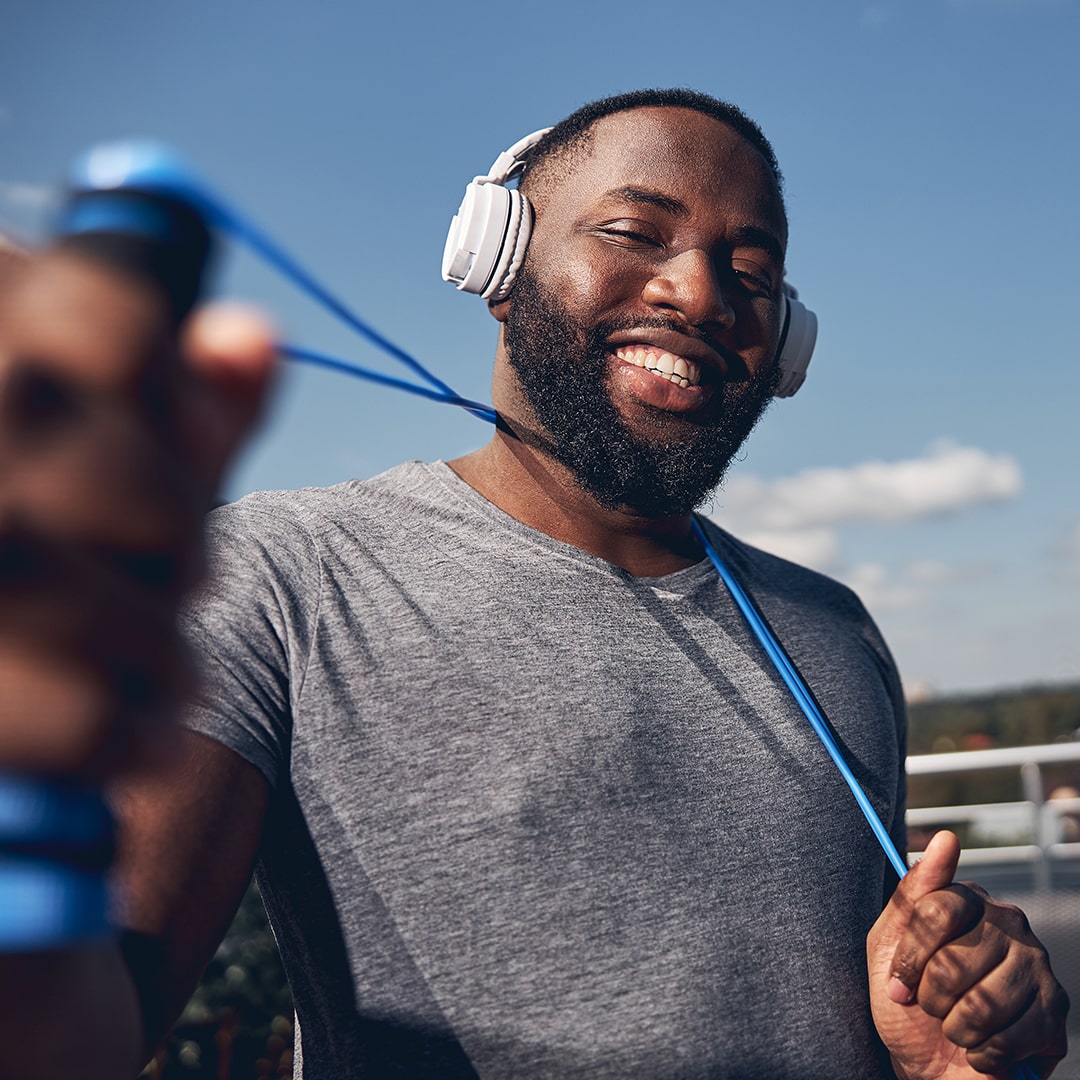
[{"xmin": 613, "ymin": 346, "xmax": 700, "ymax": 388}]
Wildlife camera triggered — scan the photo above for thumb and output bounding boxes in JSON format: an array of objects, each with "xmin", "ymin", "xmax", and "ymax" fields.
[
  {"xmin": 868, "ymin": 831, "xmax": 961, "ymax": 1003},
  {"xmin": 899, "ymin": 829, "xmax": 962, "ymax": 905},
  {"xmin": 180, "ymin": 302, "xmax": 278, "ymax": 492}
]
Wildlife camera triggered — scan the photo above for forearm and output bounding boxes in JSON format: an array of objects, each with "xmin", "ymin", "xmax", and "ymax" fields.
[{"xmin": 0, "ymin": 943, "xmax": 145, "ymax": 1080}]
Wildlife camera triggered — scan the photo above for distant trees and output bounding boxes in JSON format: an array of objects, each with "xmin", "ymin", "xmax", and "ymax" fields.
[
  {"xmin": 908, "ymin": 683, "xmax": 1080, "ymax": 810},
  {"xmin": 144, "ymin": 881, "xmax": 293, "ymax": 1078},
  {"xmin": 908, "ymin": 683, "xmax": 1080, "ymax": 755}
]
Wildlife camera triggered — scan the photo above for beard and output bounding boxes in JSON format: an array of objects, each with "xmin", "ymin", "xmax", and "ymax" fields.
[{"xmin": 502, "ymin": 267, "xmax": 778, "ymax": 518}]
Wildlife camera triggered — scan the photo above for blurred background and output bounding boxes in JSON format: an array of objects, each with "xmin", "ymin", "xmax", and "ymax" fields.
[{"xmin": 2, "ymin": 0, "xmax": 1077, "ymax": 1075}]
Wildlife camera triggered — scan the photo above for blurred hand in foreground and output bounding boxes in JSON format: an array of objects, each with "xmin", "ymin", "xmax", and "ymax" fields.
[{"xmin": 0, "ymin": 242, "xmax": 277, "ymax": 778}]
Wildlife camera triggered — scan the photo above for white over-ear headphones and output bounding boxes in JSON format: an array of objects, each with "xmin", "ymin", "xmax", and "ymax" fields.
[
  {"xmin": 773, "ymin": 284, "xmax": 817, "ymax": 398},
  {"xmin": 441, "ymin": 129, "xmax": 549, "ymax": 303},
  {"xmin": 442, "ymin": 128, "xmax": 818, "ymax": 397}
]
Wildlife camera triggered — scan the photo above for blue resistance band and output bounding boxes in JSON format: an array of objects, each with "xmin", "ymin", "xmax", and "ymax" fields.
[
  {"xmin": 98, "ymin": 143, "xmax": 908, "ymax": 877},
  {"xmin": 12, "ymin": 145, "xmax": 1042, "ymax": 1076},
  {"xmin": 0, "ymin": 779, "xmax": 114, "ymax": 950},
  {"xmin": 172, "ymin": 161, "xmax": 1033, "ymax": 1076}
]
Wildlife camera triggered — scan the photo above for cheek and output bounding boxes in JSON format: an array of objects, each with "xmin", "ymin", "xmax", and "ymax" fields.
[
  {"xmin": 528, "ymin": 234, "xmax": 646, "ymax": 323},
  {"xmin": 734, "ymin": 298, "xmax": 783, "ymax": 364}
]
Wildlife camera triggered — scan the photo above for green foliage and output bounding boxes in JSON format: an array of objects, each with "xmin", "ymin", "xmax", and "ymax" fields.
[
  {"xmin": 143, "ymin": 881, "xmax": 293, "ymax": 1079},
  {"xmin": 907, "ymin": 683, "xmax": 1080, "ymax": 810},
  {"xmin": 908, "ymin": 683, "xmax": 1080, "ymax": 755}
]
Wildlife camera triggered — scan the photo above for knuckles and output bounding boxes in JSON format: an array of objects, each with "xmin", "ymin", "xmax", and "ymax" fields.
[
  {"xmin": 921, "ymin": 948, "xmax": 971, "ymax": 1010},
  {"xmin": 907, "ymin": 885, "xmax": 985, "ymax": 953},
  {"xmin": 942, "ymin": 982, "xmax": 1008, "ymax": 1046},
  {"xmin": 917, "ymin": 901, "xmax": 1070, "ymax": 1068}
]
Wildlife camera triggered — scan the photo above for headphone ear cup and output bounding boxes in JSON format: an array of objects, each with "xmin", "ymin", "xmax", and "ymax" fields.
[
  {"xmin": 773, "ymin": 291, "xmax": 818, "ymax": 398},
  {"xmin": 442, "ymin": 182, "xmax": 532, "ymax": 300},
  {"xmin": 486, "ymin": 190, "xmax": 532, "ymax": 302}
]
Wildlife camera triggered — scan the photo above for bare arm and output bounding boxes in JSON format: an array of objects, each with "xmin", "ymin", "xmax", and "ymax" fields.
[{"xmin": 111, "ymin": 732, "xmax": 271, "ymax": 1063}]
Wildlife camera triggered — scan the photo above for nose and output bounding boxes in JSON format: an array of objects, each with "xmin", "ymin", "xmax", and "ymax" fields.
[{"xmin": 641, "ymin": 249, "xmax": 734, "ymax": 330}]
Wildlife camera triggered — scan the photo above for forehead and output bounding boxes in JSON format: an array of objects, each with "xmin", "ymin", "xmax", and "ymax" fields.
[{"xmin": 537, "ymin": 106, "xmax": 786, "ymax": 244}]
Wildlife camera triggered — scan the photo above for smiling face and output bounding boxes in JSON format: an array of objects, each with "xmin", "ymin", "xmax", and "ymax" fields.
[{"xmin": 494, "ymin": 106, "xmax": 788, "ymax": 517}]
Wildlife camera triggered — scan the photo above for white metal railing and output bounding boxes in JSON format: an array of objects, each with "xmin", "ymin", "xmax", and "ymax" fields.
[{"xmin": 906, "ymin": 742, "xmax": 1080, "ymax": 888}]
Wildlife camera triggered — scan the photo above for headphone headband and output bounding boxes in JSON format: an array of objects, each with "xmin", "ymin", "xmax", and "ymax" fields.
[{"xmin": 482, "ymin": 128, "xmax": 551, "ymax": 186}]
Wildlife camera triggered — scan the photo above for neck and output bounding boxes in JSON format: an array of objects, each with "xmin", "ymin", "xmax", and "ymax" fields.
[{"xmin": 448, "ymin": 429, "xmax": 706, "ymax": 578}]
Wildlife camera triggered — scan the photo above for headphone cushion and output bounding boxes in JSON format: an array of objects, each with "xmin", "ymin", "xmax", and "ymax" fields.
[
  {"xmin": 774, "ymin": 294, "xmax": 818, "ymax": 398},
  {"xmin": 484, "ymin": 191, "xmax": 532, "ymax": 301}
]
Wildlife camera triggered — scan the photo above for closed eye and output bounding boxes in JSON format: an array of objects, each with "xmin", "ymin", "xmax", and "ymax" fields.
[
  {"xmin": 731, "ymin": 260, "xmax": 777, "ymax": 298},
  {"xmin": 594, "ymin": 220, "xmax": 662, "ymax": 247}
]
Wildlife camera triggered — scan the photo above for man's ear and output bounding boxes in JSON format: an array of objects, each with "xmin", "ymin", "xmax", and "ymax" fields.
[{"xmin": 488, "ymin": 295, "xmax": 512, "ymax": 324}]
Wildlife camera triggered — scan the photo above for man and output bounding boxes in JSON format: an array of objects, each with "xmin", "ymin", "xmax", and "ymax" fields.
[{"xmin": 0, "ymin": 90, "xmax": 1068, "ymax": 1077}]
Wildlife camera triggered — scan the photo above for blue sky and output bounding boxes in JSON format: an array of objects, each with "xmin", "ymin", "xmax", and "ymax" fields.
[{"xmin": 1, "ymin": 0, "xmax": 1077, "ymax": 696}]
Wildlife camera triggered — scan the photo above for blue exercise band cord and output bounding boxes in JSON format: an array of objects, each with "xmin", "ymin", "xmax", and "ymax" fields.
[
  {"xmin": 689, "ymin": 521, "xmax": 1039, "ymax": 1080},
  {"xmin": 210, "ymin": 179, "xmax": 1039, "ymax": 1080},
  {"xmin": 65, "ymin": 143, "xmax": 491, "ymax": 420},
  {"xmin": 691, "ymin": 520, "xmax": 909, "ymax": 879},
  {"xmin": 157, "ymin": 156, "xmax": 907, "ymax": 879},
  {"xmin": 57, "ymin": 147, "xmax": 1043, "ymax": 1077}
]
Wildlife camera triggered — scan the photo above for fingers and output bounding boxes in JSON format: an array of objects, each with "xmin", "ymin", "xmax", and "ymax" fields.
[
  {"xmin": 180, "ymin": 302, "xmax": 278, "ymax": 493},
  {"xmin": 888, "ymin": 882, "xmax": 985, "ymax": 1005},
  {"xmin": 0, "ymin": 250, "xmax": 197, "ymax": 553},
  {"xmin": 868, "ymin": 830, "xmax": 964, "ymax": 1005},
  {"xmin": 927, "ymin": 906, "xmax": 1069, "ymax": 1073},
  {"xmin": 869, "ymin": 829, "xmax": 1071, "ymax": 1075},
  {"xmin": 0, "ymin": 253, "xmax": 276, "ymax": 552},
  {"xmin": 0, "ymin": 524, "xmax": 191, "ymax": 776}
]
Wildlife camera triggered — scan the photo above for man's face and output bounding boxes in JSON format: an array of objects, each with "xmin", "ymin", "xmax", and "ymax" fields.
[{"xmin": 498, "ymin": 106, "xmax": 788, "ymax": 518}]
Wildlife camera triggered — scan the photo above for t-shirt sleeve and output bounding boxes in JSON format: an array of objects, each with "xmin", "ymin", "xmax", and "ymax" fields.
[{"xmin": 180, "ymin": 497, "xmax": 321, "ymax": 788}]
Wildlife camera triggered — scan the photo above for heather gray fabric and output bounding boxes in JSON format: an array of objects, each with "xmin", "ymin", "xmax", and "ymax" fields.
[{"xmin": 182, "ymin": 460, "xmax": 907, "ymax": 1079}]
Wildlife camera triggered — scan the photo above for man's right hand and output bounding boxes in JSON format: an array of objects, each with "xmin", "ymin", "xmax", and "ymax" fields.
[{"xmin": 0, "ymin": 242, "xmax": 277, "ymax": 779}]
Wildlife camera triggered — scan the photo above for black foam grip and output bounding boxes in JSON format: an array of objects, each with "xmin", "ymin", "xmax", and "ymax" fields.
[{"xmin": 55, "ymin": 188, "xmax": 213, "ymax": 325}]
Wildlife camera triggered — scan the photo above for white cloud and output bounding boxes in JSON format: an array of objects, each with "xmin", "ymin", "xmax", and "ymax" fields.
[
  {"xmin": 717, "ymin": 442, "xmax": 1021, "ymax": 533},
  {"xmin": 737, "ymin": 527, "xmax": 840, "ymax": 572},
  {"xmin": 0, "ymin": 181, "xmax": 54, "ymax": 211},
  {"xmin": 906, "ymin": 559, "xmax": 952, "ymax": 584},
  {"xmin": 840, "ymin": 562, "xmax": 925, "ymax": 612},
  {"xmin": 705, "ymin": 443, "xmax": 1019, "ymax": 604}
]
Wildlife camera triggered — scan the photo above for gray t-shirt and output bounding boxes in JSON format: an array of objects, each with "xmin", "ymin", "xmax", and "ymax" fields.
[{"xmin": 183, "ymin": 461, "xmax": 907, "ymax": 1079}]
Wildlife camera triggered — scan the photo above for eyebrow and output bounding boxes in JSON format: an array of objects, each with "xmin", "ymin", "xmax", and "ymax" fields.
[
  {"xmin": 607, "ymin": 186, "xmax": 690, "ymax": 217},
  {"xmin": 603, "ymin": 187, "xmax": 785, "ymax": 263},
  {"xmin": 729, "ymin": 225, "xmax": 785, "ymax": 265}
]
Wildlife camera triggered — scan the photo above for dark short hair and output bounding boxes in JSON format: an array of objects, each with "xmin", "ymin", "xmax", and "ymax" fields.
[{"xmin": 520, "ymin": 88, "xmax": 784, "ymax": 204}]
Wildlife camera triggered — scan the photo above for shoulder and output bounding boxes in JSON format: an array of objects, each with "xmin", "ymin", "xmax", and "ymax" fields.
[
  {"xmin": 211, "ymin": 461, "xmax": 456, "ymax": 535},
  {"xmin": 205, "ymin": 462, "xmax": 442, "ymax": 552},
  {"xmin": 698, "ymin": 516, "xmax": 902, "ymax": 691},
  {"xmin": 699, "ymin": 516, "xmax": 866, "ymax": 616}
]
